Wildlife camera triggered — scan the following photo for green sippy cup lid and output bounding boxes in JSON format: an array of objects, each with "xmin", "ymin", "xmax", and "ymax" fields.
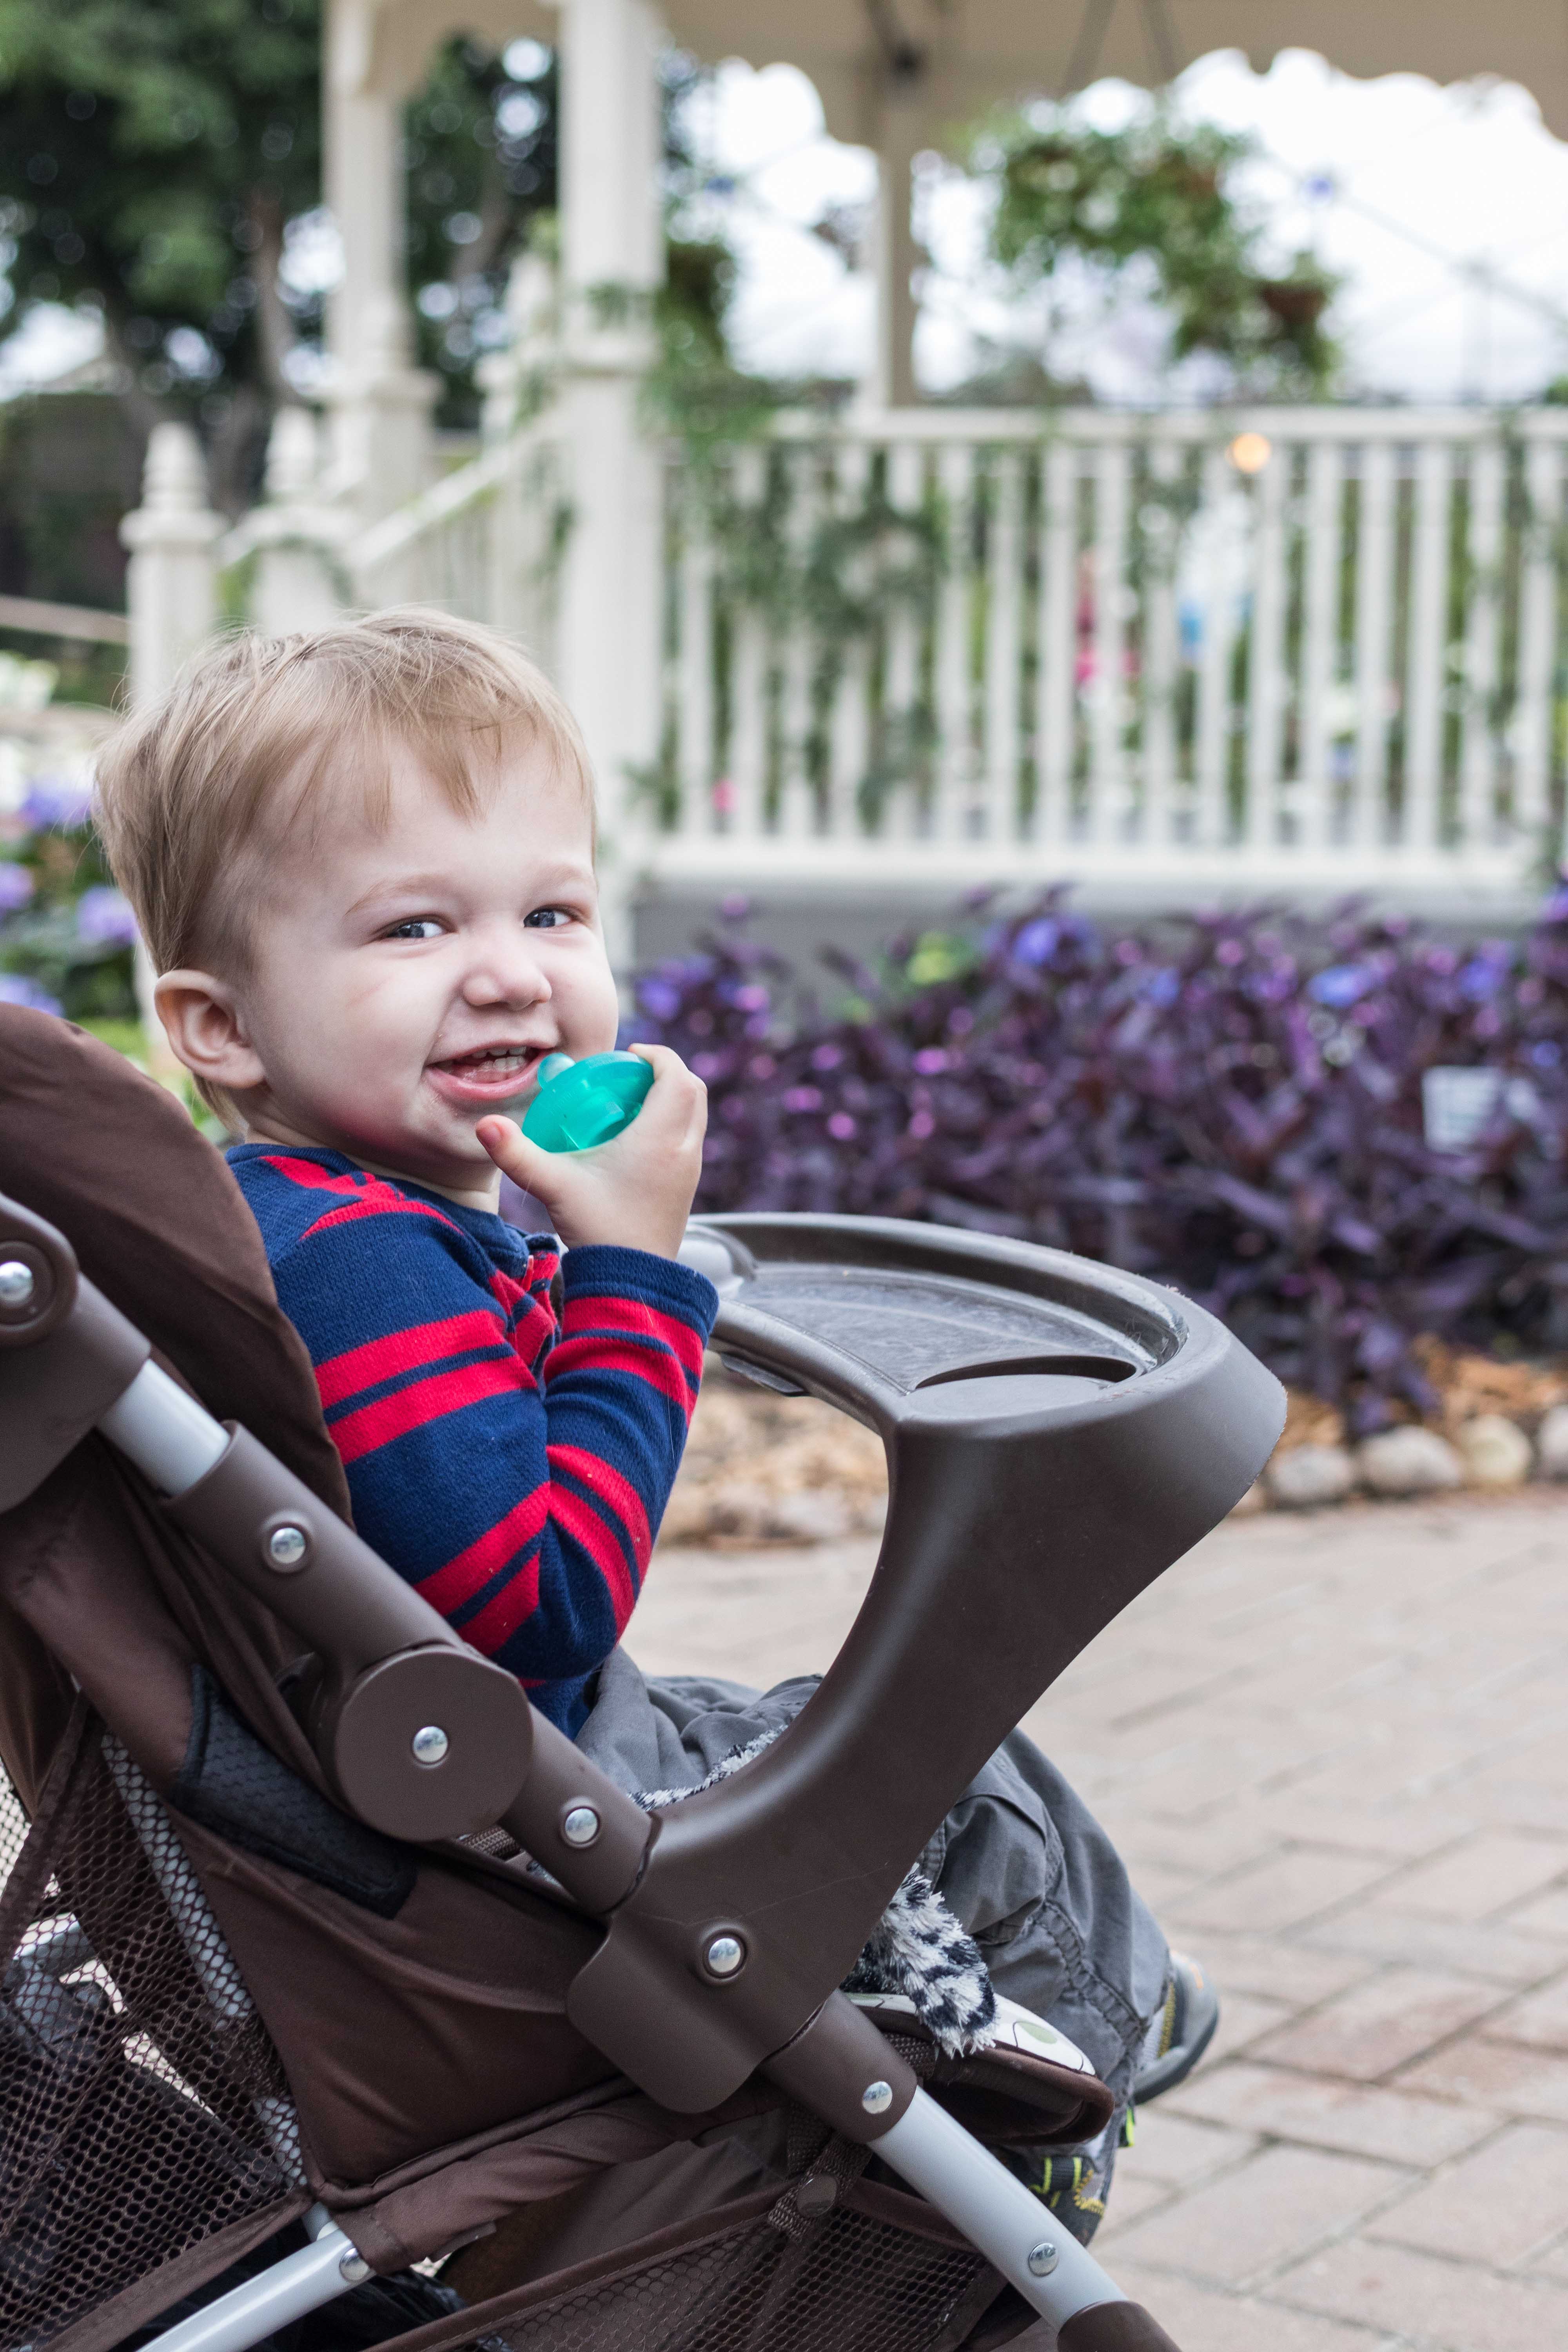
[{"xmin": 521, "ymin": 1050, "xmax": 653, "ymax": 1152}]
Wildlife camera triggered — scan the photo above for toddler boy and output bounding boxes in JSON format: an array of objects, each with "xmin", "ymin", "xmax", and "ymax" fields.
[{"xmin": 96, "ymin": 610, "xmax": 1211, "ymax": 2238}]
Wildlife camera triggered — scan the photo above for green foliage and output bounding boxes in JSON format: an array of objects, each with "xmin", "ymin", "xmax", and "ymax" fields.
[
  {"xmin": 980, "ymin": 110, "xmax": 1340, "ymax": 394},
  {"xmin": 403, "ymin": 37, "xmax": 557, "ymax": 428},
  {"xmin": 0, "ymin": 0, "xmax": 322, "ymax": 405}
]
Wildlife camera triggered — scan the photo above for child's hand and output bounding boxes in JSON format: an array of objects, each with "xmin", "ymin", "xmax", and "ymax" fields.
[{"xmin": 475, "ymin": 1044, "xmax": 707, "ymax": 1259}]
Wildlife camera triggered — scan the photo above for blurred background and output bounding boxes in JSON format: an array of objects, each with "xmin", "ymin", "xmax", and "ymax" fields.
[{"xmin": 5, "ymin": 1, "xmax": 1568, "ymax": 1493}]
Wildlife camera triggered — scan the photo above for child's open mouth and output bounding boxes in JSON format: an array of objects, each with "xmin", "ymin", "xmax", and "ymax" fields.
[{"xmin": 428, "ymin": 1042, "xmax": 546, "ymax": 1106}]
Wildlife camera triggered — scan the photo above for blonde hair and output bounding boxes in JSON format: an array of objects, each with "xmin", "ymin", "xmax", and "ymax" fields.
[{"xmin": 94, "ymin": 609, "xmax": 594, "ymax": 1115}]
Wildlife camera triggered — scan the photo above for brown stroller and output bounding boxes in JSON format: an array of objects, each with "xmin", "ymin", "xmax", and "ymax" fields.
[{"xmin": 0, "ymin": 1007, "xmax": 1281, "ymax": 2352}]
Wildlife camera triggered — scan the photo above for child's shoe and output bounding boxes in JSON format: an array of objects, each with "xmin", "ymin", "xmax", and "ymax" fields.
[{"xmin": 1132, "ymin": 1951, "xmax": 1219, "ymax": 2104}]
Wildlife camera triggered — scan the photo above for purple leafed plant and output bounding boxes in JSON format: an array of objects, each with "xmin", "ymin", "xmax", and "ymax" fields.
[{"xmin": 626, "ymin": 893, "xmax": 1568, "ymax": 1428}]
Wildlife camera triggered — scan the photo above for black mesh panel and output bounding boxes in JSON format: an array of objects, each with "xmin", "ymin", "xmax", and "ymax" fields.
[{"xmin": 0, "ymin": 1717, "xmax": 302, "ymax": 2347}]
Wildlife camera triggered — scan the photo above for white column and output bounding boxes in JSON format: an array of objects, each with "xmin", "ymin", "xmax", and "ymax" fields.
[
  {"xmin": 323, "ymin": 0, "xmax": 439, "ymax": 521},
  {"xmin": 119, "ymin": 422, "xmax": 224, "ymax": 1063},
  {"xmin": 250, "ymin": 407, "xmax": 350, "ymax": 638},
  {"xmin": 871, "ymin": 102, "xmax": 922, "ymax": 411},
  {"xmin": 551, "ymin": 0, "xmax": 665, "ymax": 969},
  {"xmin": 120, "ymin": 423, "xmax": 223, "ymax": 706}
]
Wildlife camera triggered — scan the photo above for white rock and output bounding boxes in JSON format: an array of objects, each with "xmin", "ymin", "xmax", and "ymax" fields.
[
  {"xmin": 1356, "ymin": 1426, "xmax": 1463, "ymax": 1498},
  {"xmin": 760, "ymin": 1490, "xmax": 853, "ymax": 1543},
  {"xmin": 1265, "ymin": 1443, "xmax": 1356, "ymax": 1509},
  {"xmin": 1455, "ymin": 1414, "xmax": 1533, "ymax": 1489},
  {"xmin": 1535, "ymin": 1403, "xmax": 1568, "ymax": 1479}
]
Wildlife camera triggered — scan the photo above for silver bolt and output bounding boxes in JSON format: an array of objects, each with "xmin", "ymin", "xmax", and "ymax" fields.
[
  {"xmin": 411, "ymin": 1725, "xmax": 449, "ymax": 1767},
  {"xmin": 265, "ymin": 1524, "xmax": 307, "ymax": 1568},
  {"xmin": 1027, "ymin": 2241, "xmax": 1058, "ymax": 2278},
  {"xmin": 561, "ymin": 1804, "xmax": 601, "ymax": 1847},
  {"xmin": 0, "ymin": 1260, "xmax": 35, "ymax": 1309},
  {"xmin": 338, "ymin": 2249, "xmax": 371, "ymax": 2285},
  {"xmin": 705, "ymin": 1934, "xmax": 745, "ymax": 1977},
  {"xmin": 860, "ymin": 2080, "xmax": 893, "ymax": 2115}
]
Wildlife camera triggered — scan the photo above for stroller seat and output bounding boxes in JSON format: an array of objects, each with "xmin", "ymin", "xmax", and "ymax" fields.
[{"xmin": 0, "ymin": 1008, "xmax": 1282, "ymax": 2352}]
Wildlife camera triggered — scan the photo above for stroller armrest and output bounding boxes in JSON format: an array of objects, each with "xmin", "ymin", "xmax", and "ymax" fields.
[{"xmin": 566, "ymin": 1214, "xmax": 1283, "ymax": 2109}]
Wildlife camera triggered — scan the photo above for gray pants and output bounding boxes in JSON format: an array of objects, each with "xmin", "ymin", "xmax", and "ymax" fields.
[{"xmin": 577, "ymin": 1650, "xmax": 1171, "ymax": 2233}]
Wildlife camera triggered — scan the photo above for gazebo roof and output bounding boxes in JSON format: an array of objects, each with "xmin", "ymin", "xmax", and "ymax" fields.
[{"xmin": 657, "ymin": 2, "xmax": 1568, "ymax": 145}]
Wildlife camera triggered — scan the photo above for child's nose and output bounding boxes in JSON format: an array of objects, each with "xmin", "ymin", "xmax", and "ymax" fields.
[{"xmin": 461, "ymin": 936, "xmax": 552, "ymax": 1008}]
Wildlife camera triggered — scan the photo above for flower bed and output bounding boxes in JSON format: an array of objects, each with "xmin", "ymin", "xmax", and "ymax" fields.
[
  {"xmin": 0, "ymin": 658, "xmax": 134, "ymax": 1029},
  {"xmin": 632, "ymin": 891, "xmax": 1568, "ymax": 1438}
]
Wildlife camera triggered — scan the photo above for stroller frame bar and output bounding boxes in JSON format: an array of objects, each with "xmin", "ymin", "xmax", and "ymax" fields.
[{"xmin": 138, "ymin": 2209, "xmax": 365, "ymax": 2352}]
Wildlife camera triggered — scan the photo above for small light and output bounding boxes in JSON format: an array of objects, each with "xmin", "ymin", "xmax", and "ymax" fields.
[
  {"xmin": 705, "ymin": 1934, "xmax": 744, "ymax": 1977},
  {"xmin": 1229, "ymin": 431, "xmax": 1272, "ymax": 476},
  {"xmin": 266, "ymin": 1524, "xmax": 308, "ymax": 1568},
  {"xmin": 0, "ymin": 1260, "xmax": 36, "ymax": 1309},
  {"xmin": 411, "ymin": 1725, "xmax": 449, "ymax": 1766},
  {"xmin": 561, "ymin": 1804, "xmax": 601, "ymax": 1847},
  {"xmin": 860, "ymin": 2079, "xmax": 893, "ymax": 2115}
]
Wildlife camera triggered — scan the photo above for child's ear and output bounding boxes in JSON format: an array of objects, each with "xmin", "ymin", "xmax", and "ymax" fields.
[{"xmin": 153, "ymin": 969, "xmax": 267, "ymax": 1094}]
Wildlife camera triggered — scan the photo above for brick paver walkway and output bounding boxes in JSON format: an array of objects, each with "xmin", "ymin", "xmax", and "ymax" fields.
[{"xmin": 633, "ymin": 1494, "xmax": 1568, "ymax": 2352}]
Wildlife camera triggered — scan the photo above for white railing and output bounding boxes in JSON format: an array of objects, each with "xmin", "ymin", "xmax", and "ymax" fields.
[
  {"xmin": 344, "ymin": 423, "xmax": 568, "ymax": 676},
  {"xmin": 656, "ymin": 407, "xmax": 1568, "ymax": 904}
]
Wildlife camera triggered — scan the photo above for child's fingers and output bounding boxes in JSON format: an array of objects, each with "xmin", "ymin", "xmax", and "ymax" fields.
[
  {"xmin": 626, "ymin": 1043, "xmax": 707, "ymax": 1147},
  {"xmin": 475, "ymin": 1114, "xmax": 568, "ymax": 1205}
]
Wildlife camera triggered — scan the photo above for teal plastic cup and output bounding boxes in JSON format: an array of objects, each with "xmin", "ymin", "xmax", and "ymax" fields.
[{"xmin": 520, "ymin": 1051, "xmax": 654, "ymax": 1152}]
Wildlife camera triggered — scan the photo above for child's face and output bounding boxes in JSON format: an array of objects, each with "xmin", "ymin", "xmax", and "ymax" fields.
[{"xmin": 181, "ymin": 739, "xmax": 620, "ymax": 1200}]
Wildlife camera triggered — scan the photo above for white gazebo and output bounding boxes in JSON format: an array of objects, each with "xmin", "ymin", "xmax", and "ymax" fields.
[{"xmin": 124, "ymin": 2, "xmax": 1568, "ymax": 942}]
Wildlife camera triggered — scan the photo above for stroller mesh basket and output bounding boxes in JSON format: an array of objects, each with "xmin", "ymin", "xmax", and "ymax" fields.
[
  {"xmin": 402, "ymin": 2194, "xmax": 997, "ymax": 2352},
  {"xmin": 0, "ymin": 1712, "xmax": 302, "ymax": 2348}
]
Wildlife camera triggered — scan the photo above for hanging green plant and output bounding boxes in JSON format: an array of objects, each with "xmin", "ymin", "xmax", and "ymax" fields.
[{"xmin": 978, "ymin": 111, "xmax": 1339, "ymax": 394}]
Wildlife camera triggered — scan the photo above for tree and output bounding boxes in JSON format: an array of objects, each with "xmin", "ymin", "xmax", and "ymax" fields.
[{"xmin": 0, "ymin": 3, "xmax": 560, "ymax": 506}]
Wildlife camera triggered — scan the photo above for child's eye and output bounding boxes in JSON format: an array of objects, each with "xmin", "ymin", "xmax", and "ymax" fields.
[
  {"xmin": 523, "ymin": 906, "xmax": 572, "ymax": 930},
  {"xmin": 382, "ymin": 918, "xmax": 445, "ymax": 942}
]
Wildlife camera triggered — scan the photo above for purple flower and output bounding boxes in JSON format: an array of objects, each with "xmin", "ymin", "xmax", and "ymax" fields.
[
  {"xmin": 74, "ymin": 885, "xmax": 138, "ymax": 947},
  {"xmin": 0, "ymin": 863, "xmax": 34, "ymax": 913},
  {"xmin": 0, "ymin": 974, "xmax": 61, "ymax": 1013},
  {"xmin": 733, "ymin": 984, "xmax": 769, "ymax": 1012},
  {"xmin": 811, "ymin": 1043, "xmax": 843, "ymax": 1072},
  {"xmin": 1215, "ymin": 938, "xmax": 1245, "ymax": 967},
  {"xmin": 1459, "ymin": 953, "xmax": 1508, "ymax": 1002},
  {"xmin": 826, "ymin": 1112, "xmax": 857, "ymax": 1141},
  {"xmin": 21, "ymin": 775, "xmax": 94, "ymax": 830},
  {"xmin": 637, "ymin": 978, "xmax": 682, "ymax": 1020},
  {"xmin": 912, "ymin": 1047, "xmax": 948, "ymax": 1074},
  {"xmin": 782, "ymin": 1086, "xmax": 821, "ymax": 1112},
  {"xmin": 1308, "ymin": 964, "xmax": 1372, "ymax": 1009},
  {"xmin": 1144, "ymin": 968, "xmax": 1181, "ymax": 1007},
  {"xmin": 1012, "ymin": 917, "xmax": 1058, "ymax": 966}
]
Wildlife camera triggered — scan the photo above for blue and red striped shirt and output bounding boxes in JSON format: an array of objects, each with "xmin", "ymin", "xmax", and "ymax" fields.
[{"xmin": 227, "ymin": 1145, "xmax": 719, "ymax": 1736}]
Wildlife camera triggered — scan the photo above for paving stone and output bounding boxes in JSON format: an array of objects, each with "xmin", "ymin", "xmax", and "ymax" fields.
[
  {"xmin": 1502, "ymin": 1887, "xmax": 1568, "ymax": 1940},
  {"xmin": 1251, "ymin": 1967, "xmax": 1508, "ymax": 2082},
  {"xmin": 1485, "ymin": 1969, "xmax": 1568, "ymax": 2053},
  {"xmin": 1396, "ymin": 2036, "xmax": 1568, "ymax": 2122},
  {"xmin": 1168, "ymin": 2061, "xmax": 1500, "ymax": 2165},
  {"xmin": 1114, "ymin": 2104, "xmax": 1261, "ymax": 2186},
  {"xmin": 1105, "ymin": 2261, "xmax": 1399, "ymax": 2351},
  {"xmin": 1276, "ymin": 2235, "xmax": 1568, "ymax": 2350},
  {"xmin": 1299, "ymin": 1906, "xmax": 1568, "ymax": 1987},
  {"xmin": 1168, "ymin": 1847, "xmax": 1397, "ymax": 1936},
  {"xmin": 1381, "ymin": 1833, "xmax": 1568, "ymax": 1923},
  {"xmin": 1366, "ymin": 2122, "xmax": 1568, "ymax": 2266},
  {"xmin": 1108, "ymin": 2143, "xmax": 1405, "ymax": 2287},
  {"xmin": 1159, "ymin": 1932, "xmax": 1369, "ymax": 2010}
]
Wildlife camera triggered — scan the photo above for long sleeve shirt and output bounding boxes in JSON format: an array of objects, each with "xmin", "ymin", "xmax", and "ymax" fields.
[{"xmin": 227, "ymin": 1145, "xmax": 719, "ymax": 1737}]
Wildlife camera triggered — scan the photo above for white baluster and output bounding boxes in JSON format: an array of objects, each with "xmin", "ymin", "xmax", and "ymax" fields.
[
  {"xmin": 1140, "ymin": 440, "xmax": 1181, "ymax": 853},
  {"xmin": 826, "ymin": 440, "xmax": 872, "ymax": 839},
  {"xmin": 1035, "ymin": 438, "xmax": 1077, "ymax": 846},
  {"xmin": 676, "ymin": 485, "xmax": 715, "ymax": 837},
  {"xmin": 777, "ymin": 444, "xmax": 818, "ymax": 838},
  {"xmin": 1403, "ymin": 437, "xmax": 1452, "ymax": 857},
  {"xmin": 1243, "ymin": 437, "xmax": 1289, "ymax": 851},
  {"xmin": 1514, "ymin": 432, "xmax": 1562, "ymax": 860},
  {"xmin": 983, "ymin": 447, "xmax": 1024, "ymax": 844},
  {"xmin": 727, "ymin": 445, "xmax": 768, "ymax": 842},
  {"xmin": 933, "ymin": 443, "xmax": 975, "ymax": 841},
  {"xmin": 1192, "ymin": 445, "xmax": 1236, "ymax": 849},
  {"xmin": 1086, "ymin": 441, "xmax": 1130, "ymax": 844},
  {"xmin": 884, "ymin": 438, "xmax": 925, "ymax": 839},
  {"xmin": 1460, "ymin": 434, "xmax": 1505, "ymax": 853},
  {"xmin": 1298, "ymin": 438, "xmax": 1344, "ymax": 851},
  {"xmin": 1352, "ymin": 437, "xmax": 1397, "ymax": 848}
]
